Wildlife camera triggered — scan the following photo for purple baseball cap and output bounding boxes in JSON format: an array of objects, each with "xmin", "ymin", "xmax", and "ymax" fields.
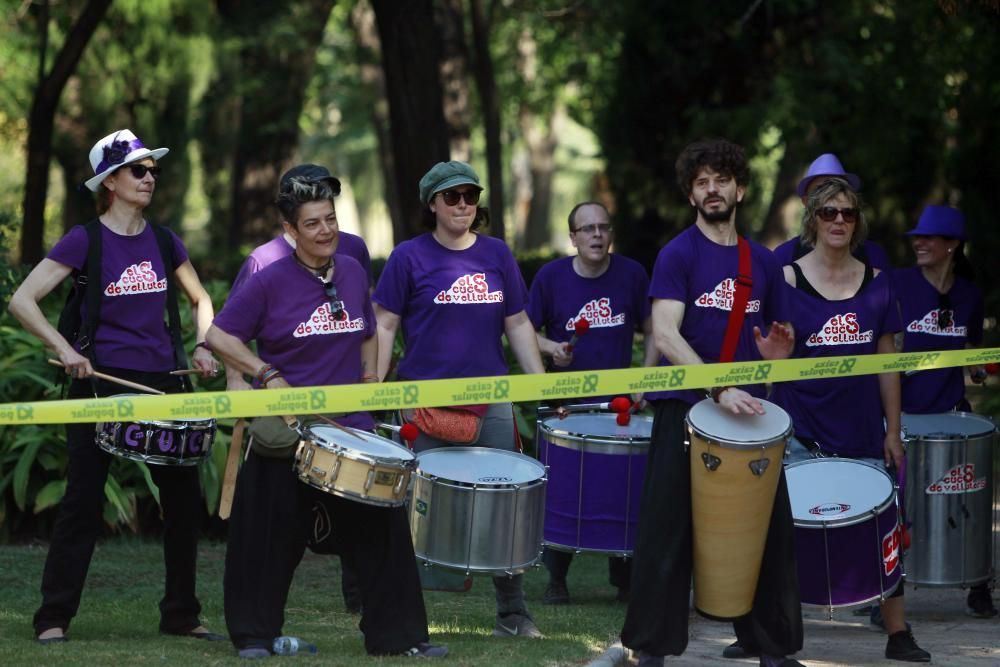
[
  {"xmin": 797, "ymin": 153, "xmax": 861, "ymax": 197},
  {"xmin": 906, "ymin": 205, "xmax": 966, "ymax": 240}
]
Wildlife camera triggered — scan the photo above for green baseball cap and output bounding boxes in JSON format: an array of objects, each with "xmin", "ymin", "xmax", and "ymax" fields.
[{"xmin": 418, "ymin": 161, "xmax": 482, "ymax": 204}]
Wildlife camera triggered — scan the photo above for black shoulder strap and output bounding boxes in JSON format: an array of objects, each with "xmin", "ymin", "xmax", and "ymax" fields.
[{"xmin": 152, "ymin": 223, "xmax": 190, "ymax": 378}]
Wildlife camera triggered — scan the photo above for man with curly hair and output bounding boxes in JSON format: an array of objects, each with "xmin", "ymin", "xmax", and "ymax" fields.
[{"xmin": 620, "ymin": 138, "xmax": 805, "ymax": 667}]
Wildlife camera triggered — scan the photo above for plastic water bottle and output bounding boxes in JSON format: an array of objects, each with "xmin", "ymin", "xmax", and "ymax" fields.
[{"xmin": 272, "ymin": 636, "xmax": 318, "ymax": 655}]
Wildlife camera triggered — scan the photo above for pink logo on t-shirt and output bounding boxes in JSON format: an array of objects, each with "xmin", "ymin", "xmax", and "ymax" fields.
[
  {"xmin": 694, "ymin": 278, "xmax": 760, "ymax": 313},
  {"xmin": 905, "ymin": 310, "xmax": 967, "ymax": 337},
  {"xmin": 806, "ymin": 312, "xmax": 873, "ymax": 346},
  {"xmin": 433, "ymin": 273, "xmax": 504, "ymax": 304},
  {"xmin": 103, "ymin": 260, "xmax": 167, "ymax": 296},
  {"xmin": 293, "ymin": 304, "xmax": 365, "ymax": 337},
  {"xmin": 564, "ymin": 298, "xmax": 625, "ymax": 330}
]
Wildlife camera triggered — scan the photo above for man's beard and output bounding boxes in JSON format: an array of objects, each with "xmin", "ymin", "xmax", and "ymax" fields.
[{"xmin": 696, "ymin": 199, "xmax": 738, "ymax": 223}]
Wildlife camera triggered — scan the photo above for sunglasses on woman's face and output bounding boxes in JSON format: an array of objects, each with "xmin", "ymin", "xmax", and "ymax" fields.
[
  {"xmin": 816, "ymin": 206, "xmax": 859, "ymax": 223},
  {"xmin": 438, "ymin": 189, "xmax": 481, "ymax": 206},
  {"xmin": 127, "ymin": 164, "xmax": 161, "ymax": 180}
]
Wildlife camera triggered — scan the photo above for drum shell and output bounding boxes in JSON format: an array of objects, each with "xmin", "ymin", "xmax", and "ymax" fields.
[
  {"xmin": 410, "ymin": 447, "xmax": 546, "ymax": 575},
  {"xmin": 96, "ymin": 419, "xmax": 216, "ymax": 466},
  {"xmin": 902, "ymin": 412, "xmax": 996, "ymax": 587},
  {"xmin": 788, "ymin": 459, "xmax": 901, "ymax": 607},
  {"xmin": 295, "ymin": 431, "xmax": 413, "ymax": 508},
  {"xmin": 538, "ymin": 415, "xmax": 650, "ymax": 555},
  {"xmin": 687, "ymin": 400, "xmax": 788, "ymax": 619}
]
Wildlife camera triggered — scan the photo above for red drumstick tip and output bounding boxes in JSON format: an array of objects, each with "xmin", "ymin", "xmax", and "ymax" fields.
[
  {"xmin": 399, "ymin": 423, "xmax": 419, "ymax": 442},
  {"xmin": 574, "ymin": 317, "xmax": 590, "ymax": 335},
  {"xmin": 985, "ymin": 362, "xmax": 999, "ymax": 375},
  {"xmin": 609, "ymin": 396, "xmax": 632, "ymax": 414},
  {"xmin": 616, "ymin": 411, "xmax": 631, "ymax": 426}
]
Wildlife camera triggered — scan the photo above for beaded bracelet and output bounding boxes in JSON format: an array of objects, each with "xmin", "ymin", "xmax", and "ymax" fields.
[{"xmin": 256, "ymin": 364, "xmax": 282, "ymax": 386}]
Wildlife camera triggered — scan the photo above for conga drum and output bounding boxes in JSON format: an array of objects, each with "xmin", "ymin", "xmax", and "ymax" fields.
[
  {"xmin": 902, "ymin": 412, "xmax": 996, "ymax": 587},
  {"xmin": 687, "ymin": 398, "xmax": 791, "ymax": 619}
]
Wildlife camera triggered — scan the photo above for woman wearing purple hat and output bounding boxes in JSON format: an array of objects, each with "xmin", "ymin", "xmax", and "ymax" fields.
[
  {"xmin": 892, "ymin": 205, "xmax": 994, "ymax": 618},
  {"xmin": 373, "ymin": 160, "xmax": 547, "ymax": 639},
  {"xmin": 8, "ymin": 129, "xmax": 222, "ymax": 644}
]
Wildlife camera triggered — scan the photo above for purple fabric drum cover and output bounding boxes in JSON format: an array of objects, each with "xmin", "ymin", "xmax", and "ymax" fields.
[
  {"xmin": 787, "ymin": 458, "xmax": 902, "ymax": 607},
  {"xmin": 538, "ymin": 413, "xmax": 651, "ymax": 555}
]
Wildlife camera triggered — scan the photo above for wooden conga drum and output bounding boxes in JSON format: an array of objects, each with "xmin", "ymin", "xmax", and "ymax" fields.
[{"xmin": 686, "ymin": 398, "xmax": 791, "ymax": 619}]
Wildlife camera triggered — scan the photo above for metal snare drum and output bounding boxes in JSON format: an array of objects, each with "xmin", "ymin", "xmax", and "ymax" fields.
[
  {"xmin": 537, "ymin": 412, "xmax": 651, "ymax": 556},
  {"xmin": 410, "ymin": 447, "xmax": 546, "ymax": 576},
  {"xmin": 902, "ymin": 412, "xmax": 996, "ymax": 587},
  {"xmin": 295, "ymin": 425, "xmax": 415, "ymax": 507},
  {"xmin": 96, "ymin": 395, "xmax": 215, "ymax": 466}
]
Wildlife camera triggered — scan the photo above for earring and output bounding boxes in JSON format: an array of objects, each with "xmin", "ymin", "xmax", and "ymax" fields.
[{"xmin": 948, "ymin": 248, "xmax": 953, "ymax": 253}]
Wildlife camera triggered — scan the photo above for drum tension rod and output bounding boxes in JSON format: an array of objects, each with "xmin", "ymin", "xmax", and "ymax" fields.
[{"xmin": 701, "ymin": 452, "xmax": 721, "ymax": 471}]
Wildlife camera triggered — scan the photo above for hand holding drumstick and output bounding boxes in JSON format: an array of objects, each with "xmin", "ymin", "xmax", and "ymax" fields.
[{"xmin": 48, "ymin": 359, "xmax": 164, "ymax": 395}]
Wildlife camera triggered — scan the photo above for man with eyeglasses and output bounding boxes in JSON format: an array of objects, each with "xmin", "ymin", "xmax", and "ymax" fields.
[
  {"xmin": 620, "ymin": 138, "xmax": 804, "ymax": 667},
  {"xmin": 526, "ymin": 201, "xmax": 656, "ymax": 606},
  {"xmin": 222, "ymin": 164, "xmax": 371, "ymax": 614}
]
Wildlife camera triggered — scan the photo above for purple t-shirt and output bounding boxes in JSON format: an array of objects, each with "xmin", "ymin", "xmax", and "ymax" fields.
[
  {"xmin": 373, "ymin": 232, "xmax": 528, "ymax": 380},
  {"xmin": 893, "ymin": 267, "xmax": 984, "ymax": 414},
  {"xmin": 646, "ymin": 225, "xmax": 789, "ymax": 404},
  {"xmin": 213, "ymin": 254, "xmax": 375, "ymax": 430},
  {"xmin": 47, "ymin": 222, "xmax": 188, "ymax": 372},
  {"xmin": 528, "ymin": 255, "xmax": 650, "ymax": 372},
  {"xmin": 773, "ymin": 238, "xmax": 891, "ymax": 272},
  {"xmin": 772, "ymin": 270, "xmax": 901, "ymax": 458},
  {"xmin": 230, "ymin": 231, "xmax": 372, "ymax": 295}
]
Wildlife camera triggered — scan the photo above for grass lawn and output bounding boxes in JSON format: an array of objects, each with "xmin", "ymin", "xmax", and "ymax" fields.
[{"xmin": 0, "ymin": 539, "xmax": 625, "ymax": 666}]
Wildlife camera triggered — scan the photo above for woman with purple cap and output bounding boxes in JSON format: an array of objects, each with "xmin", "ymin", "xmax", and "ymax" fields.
[
  {"xmin": 373, "ymin": 160, "xmax": 547, "ymax": 639},
  {"xmin": 8, "ymin": 129, "xmax": 222, "ymax": 644},
  {"xmin": 772, "ymin": 153, "xmax": 890, "ymax": 271},
  {"xmin": 892, "ymin": 205, "xmax": 994, "ymax": 618},
  {"xmin": 771, "ymin": 178, "xmax": 932, "ymax": 662}
]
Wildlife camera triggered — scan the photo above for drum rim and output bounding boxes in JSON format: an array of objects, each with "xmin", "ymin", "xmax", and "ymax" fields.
[
  {"xmin": 538, "ymin": 413, "xmax": 653, "ymax": 444},
  {"xmin": 786, "ymin": 458, "xmax": 896, "ymax": 528},
  {"xmin": 303, "ymin": 426, "xmax": 417, "ymax": 464},
  {"xmin": 297, "ymin": 473, "xmax": 407, "ymax": 507},
  {"xmin": 415, "ymin": 446, "xmax": 546, "ymax": 487},
  {"xmin": 96, "ymin": 437, "xmax": 206, "ymax": 466},
  {"xmin": 299, "ymin": 436, "xmax": 416, "ymax": 468},
  {"xmin": 901, "ymin": 410, "xmax": 997, "ymax": 440},
  {"xmin": 98, "ymin": 419, "xmax": 217, "ymax": 430},
  {"xmin": 686, "ymin": 398, "xmax": 793, "ymax": 448}
]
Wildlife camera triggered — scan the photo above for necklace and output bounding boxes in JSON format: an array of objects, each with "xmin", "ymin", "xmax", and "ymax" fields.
[{"xmin": 292, "ymin": 251, "xmax": 332, "ymax": 277}]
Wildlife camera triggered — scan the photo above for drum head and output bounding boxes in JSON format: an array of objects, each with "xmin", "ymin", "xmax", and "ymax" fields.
[
  {"xmin": 786, "ymin": 459, "xmax": 893, "ymax": 526},
  {"xmin": 417, "ymin": 447, "xmax": 544, "ymax": 485},
  {"xmin": 687, "ymin": 398, "xmax": 791, "ymax": 446},
  {"xmin": 902, "ymin": 412, "xmax": 996, "ymax": 440},
  {"xmin": 540, "ymin": 413, "xmax": 652, "ymax": 441},
  {"xmin": 306, "ymin": 426, "xmax": 415, "ymax": 462}
]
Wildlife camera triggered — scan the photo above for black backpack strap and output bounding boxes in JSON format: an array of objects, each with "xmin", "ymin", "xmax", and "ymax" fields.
[
  {"xmin": 79, "ymin": 220, "xmax": 103, "ymax": 360},
  {"xmin": 152, "ymin": 223, "xmax": 191, "ymax": 388}
]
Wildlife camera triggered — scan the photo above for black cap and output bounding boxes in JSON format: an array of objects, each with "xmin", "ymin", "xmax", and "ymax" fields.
[{"xmin": 279, "ymin": 163, "xmax": 342, "ymax": 196}]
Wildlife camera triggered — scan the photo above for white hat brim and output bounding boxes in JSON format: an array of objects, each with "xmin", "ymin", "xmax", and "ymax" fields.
[{"xmin": 85, "ymin": 147, "xmax": 169, "ymax": 192}]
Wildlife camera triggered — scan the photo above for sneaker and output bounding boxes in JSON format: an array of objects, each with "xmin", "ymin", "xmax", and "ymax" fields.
[
  {"xmin": 399, "ymin": 642, "xmax": 449, "ymax": 658},
  {"xmin": 967, "ymin": 588, "xmax": 998, "ymax": 618},
  {"xmin": 493, "ymin": 613, "xmax": 544, "ymax": 638},
  {"xmin": 885, "ymin": 630, "xmax": 931, "ymax": 662},
  {"xmin": 636, "ymin": 651, "xmax": 664, "ymax": 667},
  {"xmin": 543, "ymin": 580, "xmax": 570, "ymax": 605},
  {"xmin": 723, "ymin": 640, "xmax": 761, "ymax": 659}
]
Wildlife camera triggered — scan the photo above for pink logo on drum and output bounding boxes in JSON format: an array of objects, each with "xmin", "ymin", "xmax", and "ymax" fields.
[
  {"xmin": 925, "ymin": 463, "xmax": 987, "ymax": 494},
  {"xmin": 882, "ymin": 525, "xmax": 901, "ymax": 576},
  {"xmin": 478, "ymin": 475, "xmax": 512, "ymax": 483},
  {"xmin": 808, "ymin": 503, "xmax": 851, "ymax": 516}
]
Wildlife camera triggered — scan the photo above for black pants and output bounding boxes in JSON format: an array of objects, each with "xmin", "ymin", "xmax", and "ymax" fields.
[
  {"xmin": 33, "ymin": 370, "xmax": 204, "ymax": 636},
  {"xmin": 620, "ymin": 400, "xmax": 803, "ymax": 657},
  {"xmin": 542, "ymin": 547, "xmax": 631, "ymax": 590},
  {"xmin": 223, "ymin": 450, "xmax": 429, "ymax": 655}
]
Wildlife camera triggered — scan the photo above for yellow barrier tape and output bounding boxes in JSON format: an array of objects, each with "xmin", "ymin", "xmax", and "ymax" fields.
[{"xmin": 1, "ymin": 347, "xmax": 998, "ymax": 425}]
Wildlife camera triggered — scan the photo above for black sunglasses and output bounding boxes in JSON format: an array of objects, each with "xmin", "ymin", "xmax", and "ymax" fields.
[
  {"xmin": 816, "ymin": 206, "xmax": 859, "ymax": 223},
  {"xmin": 324, "ymin": 280, "xmax": 346, "ymax": 321},
  {"xmin": 127, "ymin": 164, "xmax": 161, "ymax": 180},
  {"xmin": 438, "ymin": 189, "xmax": 481, "ymax": 206},
  {"xmin": 937, "ymin": 293, "xmax": 953, "ymax": 329}
]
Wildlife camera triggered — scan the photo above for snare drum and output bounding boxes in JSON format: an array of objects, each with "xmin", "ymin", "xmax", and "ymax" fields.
[
  {"xmin": 97, "ymin": 413, "xmax": 215, "ymax": 466},
  {"xmin": 295, "ymin": 425, "xmax": 415, "ymax": 507},
  {"xmin": 537, "ymin": 413, "xmax": 651, "ymax": 556},
  {"xmin": 410, "ymin": 447, "xmax": 546, "ymax": 575},
  {"xmin": 902, "ymin": 412, "xmax": 996, "ymax": 587},
  {"xmin": 787, "ymin": 458, "xmax": 902, "ymax": 607},
  {"xmin": 687, "ymin": 398, "xmax": 790, "ymax": 619}
]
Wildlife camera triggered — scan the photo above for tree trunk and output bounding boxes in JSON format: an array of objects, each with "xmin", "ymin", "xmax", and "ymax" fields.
[
  {"xmin": 436, "ymin": 0, "xmax": 472, "ymax": 161},
  {"xmin": 371, "ymin": 0, "xmax": 451, "ymax": 243},
  {"xmin": 468, "ymin": 0, "xmax": 505, "ymax": 242},
  {"xmin": 20, "ymin": 0, "xmax": 113, "ymax": 265},
  {"xmin": 759, "ymin": 146, "xmax": 808, "ymax": 249}
]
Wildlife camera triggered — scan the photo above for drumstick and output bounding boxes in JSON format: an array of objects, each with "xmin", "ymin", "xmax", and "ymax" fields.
[
  {"xmin": 310, "ymin": 413, "xmax": 367, "ymax": 442},
  {"xmin": 566, "ymin": 317, "xmax": 590, "ymax": 350},
  {"xmin": 376, "ymin": 422, "xmax": 420, "ymax": 448},
  {"xmin": 169, "ymin": 368, "xmax": 220, "ymax": 377},
  {"xmin": 47, "ymin": 359, "xmax": 165, "ymax": 395},
  {"xmin": 219, "ymin": 418, "xmax": 246, "ymax": 520}
]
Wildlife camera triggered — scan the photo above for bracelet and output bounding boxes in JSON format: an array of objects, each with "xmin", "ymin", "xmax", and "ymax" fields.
[
  {"xmin": 256, "ymin": 364, "xmax": 282, "ymax": 385},
  {"xmin": 709, "ymin": 386, "xmax": 731, "ymax": 403},
  {"xmin": 195, "ymin": 341, "xmax": 211, "ymax": 352}
]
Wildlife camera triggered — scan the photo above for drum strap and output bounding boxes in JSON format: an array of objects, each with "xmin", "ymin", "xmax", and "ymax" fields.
[{"xmin": 719, "ymin": 236, "xmax": 752, "ymax": 363}]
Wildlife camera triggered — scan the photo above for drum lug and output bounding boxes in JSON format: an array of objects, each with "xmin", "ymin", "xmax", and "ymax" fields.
[
  {"xmin": 748, "ymin": 458, "xmax": 770, "ymax": 477},
  {"xmin": 364, "ymin": 468, "xmax": 375, "ymax": 494},
  {"xmin": 701, "ymin": 452, "xmax": 721, "ymax": 471}
]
